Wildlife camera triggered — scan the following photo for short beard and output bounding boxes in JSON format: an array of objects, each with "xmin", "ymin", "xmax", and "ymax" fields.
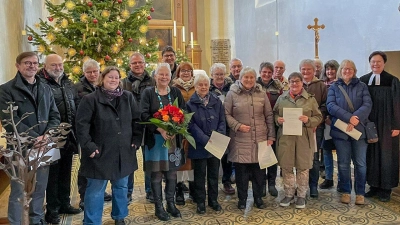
[{"xmin": 48, "ymin": 70, "xmax": 64, "ymax": 80}]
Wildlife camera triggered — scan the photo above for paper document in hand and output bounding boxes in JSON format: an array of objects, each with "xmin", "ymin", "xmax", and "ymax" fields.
[
  {"xmin": 28, "ymin": 143, "xmax": 60, "ymax": 167},
  {"xmin": 333, "ymin": 119, "xmax": 362, "ymax": 140},
  {"xmin": 282, "ymin": 108, "xmax": 303, "ymax": 136},
  {"xmin": 258, "ymin": 141, "xmax": 278, "ymax": 169},
  {"xmin": 204, "ymin": 131, "xmax": 231, "ymax": 159}
]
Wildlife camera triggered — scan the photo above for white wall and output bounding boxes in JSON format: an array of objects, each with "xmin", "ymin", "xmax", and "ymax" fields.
[{"xmin": 233, "ymin": 0, "xmax": 400, "ymax": 77}]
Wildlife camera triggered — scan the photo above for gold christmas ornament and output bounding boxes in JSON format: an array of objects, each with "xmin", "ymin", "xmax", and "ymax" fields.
[
  {"xmin": 72, "ymin": 66, "xmax": 82, "ymax": 74},
  {"xmin": 140, "ymin": 9, "xmax": 149, "ymax": 16},
  {"xmin": 111, "ymin": 44, "xmax": 121, "ymax": 54},
  {"xmin": 120, "ymin": 70, "xmax": 127, "ymax": 79},
  {"xmin": 65, "ymin": 1, "xmax": 76, "ymax": 10},
  {"xmin": 67, "ymin": 48, "xmax": 77, "ymax": 57},
  {"xmin": 80, "ymin": 13, "xmax": 89, "ymax": 23},
  {"xmin": 116, "ymin": 58, "xmax": 124, "ymax": 65},
  {"xmin": 98, "ymin": 58, "xmax": 105, "ymax": 65},
  {"xmin": 139, "ymin": 37, "xmax": 146, "ymax": 45},
  {"xmin": 46, "ymin": 32, "xmax": 56, "ymax": 42},
  {"xmin": 116, "ymin": 37, "xmax": 124, "ymax": 45},
  {"xmin": 101, "ymin": 10, "xmax": 110, "ymax": 18},
  {"xmin": 34, "ymin": 23, "xmax": 40, "ymax": 28},
  {"xmin": 139, "ymin": 25, "xmax": 148, "ymax": 33},
  {"xmin": 127, "ymin": 0, "xmax": 136, "ymax": 7},
  {"xmin": 121, "ymin": 10, "xmax": 130, "ymax": 19},
  {"xmin": 37, "ymin": 45, "xmax": 46, "ymax": 53},
  {"xmin": 97, "ymin": 43, "xmax": 102, "ymax": 53},
  {"xmin": 61, "ymin": 19, "xmax": 69, "ymax": 28},
  {"xmin": 103, "ymin": 22, "xmax": 109, "ymax": 28},
  {"xmin": 100, "ymin": 65, "xmax": 107, "ymax": 72},
  {"xmin": 82, "ymin": 56, "xmax": 91, "ymax": 62}
]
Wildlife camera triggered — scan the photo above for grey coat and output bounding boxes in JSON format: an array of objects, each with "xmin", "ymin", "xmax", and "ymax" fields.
[{"xmin": 224, "ymin": 81, "xmax": 275, "ymax": 163}]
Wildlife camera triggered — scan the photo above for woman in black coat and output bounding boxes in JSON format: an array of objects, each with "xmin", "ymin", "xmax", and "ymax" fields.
[{"xmin": 76, "ymin": 66, "xmax": 142, "ymax": 225}]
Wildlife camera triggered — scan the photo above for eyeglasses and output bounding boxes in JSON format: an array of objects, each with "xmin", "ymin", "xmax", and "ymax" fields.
[
  {"xmin": 163, "ymin": 54, "xmax": 175, "ymax": 58},
  {"xmin": 130, "ymin": 61, "xmax": 144, "ymax": 65},
  {"xmin": 342, "ymin": 68, "xmax": 354, "ymax": 71},
  {"xmin": 180, "ymin": 69, "xmax": 192, "ymax": 73},
  {"xmin": 289, "ymin": 80, "xmax": 302, "ymax": 84},
  {"xmin": 85, "ymin": 70, "xmax": 99, "ymax": 74},
  {"xmin": 213, "ymin": 73, "xmax": 225, "ymax": 77},
  {"xmin": 22, "ymin": 61, "xmax": 39, "ymax": 66}
]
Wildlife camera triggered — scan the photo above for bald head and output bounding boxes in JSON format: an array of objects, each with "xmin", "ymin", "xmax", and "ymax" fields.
[
  {"xmin": 44, "ymin": 54, "xmax": 64, "ymax": 81},
  {"xmin": 314, "ymin": 59, "xmax": 323, "ymax": 78},
  {"xmin": 273, "ymin": 60, "xmax": 286, "ymax": 80}
]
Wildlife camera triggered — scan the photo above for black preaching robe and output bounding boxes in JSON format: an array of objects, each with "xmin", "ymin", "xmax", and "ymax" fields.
[{"xmin": 360, "ymin": 71, "xmax": 400, "ymax": 189}]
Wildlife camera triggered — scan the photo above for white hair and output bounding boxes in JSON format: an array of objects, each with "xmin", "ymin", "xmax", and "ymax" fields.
[{"xmin": 194, "ymin": 73, "xmax": 210, "ymax": 86}]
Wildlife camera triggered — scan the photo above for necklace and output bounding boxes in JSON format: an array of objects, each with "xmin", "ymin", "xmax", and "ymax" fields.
[{"xmin": 155, "ymin": 86, "xmax": 172, "ymax": 109}]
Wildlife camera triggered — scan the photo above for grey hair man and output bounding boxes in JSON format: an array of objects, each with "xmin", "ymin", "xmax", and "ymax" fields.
[
  {"xmin": 273, "ymin": 60, "xmax": 289, "ymax": 91},
  {"xmin": 229, "ymin": 58, "xmax": 243, "ymax": 82}
]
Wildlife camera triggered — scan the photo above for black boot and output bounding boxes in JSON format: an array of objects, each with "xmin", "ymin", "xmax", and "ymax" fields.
[
  {"xmin": 152, "ymin": 182, "xmax": 170, "ymax": 221},
  {"xmin": 175, "ymin": 182, "xmax": 185, "ymax": 205},
  {"xmin": 166, "ymin": 179, "xmax": 181, "ymax": 218},
  {"xmin": 188, "ymin": 181, "xmax": 196, "ymax": 203},
  {"xmin": 319, "ymin": 179, "xmax": 334, "ymax": 189}
]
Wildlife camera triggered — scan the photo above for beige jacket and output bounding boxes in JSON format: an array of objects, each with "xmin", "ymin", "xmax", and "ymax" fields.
[{"xmin": 225, "ymin": 82, "xmax": 276, "ymax": 163}]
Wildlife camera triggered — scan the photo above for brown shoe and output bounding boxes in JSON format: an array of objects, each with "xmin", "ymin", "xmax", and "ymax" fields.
[
  {"xmin": 355, "ymin": 195, "xmax": 365, "ymax": 205},
  {"xmin": 341, "ymin": 194, "xmax": 351, "ymax": 204},
  {"xmin": 223, "ymin": 183, "xmax": 235, "ymax": 195}
]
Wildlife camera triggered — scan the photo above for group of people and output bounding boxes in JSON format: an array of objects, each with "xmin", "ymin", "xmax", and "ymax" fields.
[{"xmin": 0, "ymin": 47, "xmax": 399, "ymax": 225}]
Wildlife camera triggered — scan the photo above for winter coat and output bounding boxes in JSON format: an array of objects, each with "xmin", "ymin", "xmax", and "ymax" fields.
[
  {"xmin": 0, "ymin": 72, "xmax": 60, "ymax": 138},
  {"xmin": 75, "ymin": 89, "xmax": 142, "ymax": 180},
  {"xmin": 225, "ymin": 81, "xmax": 276, "ymax": 163},
  {"xmin": 303, "ymin": 76, "xmax": 328, "ymax": 120},
  {"xmin": 74, "ymin": 76, "xmax": 96, "ymax": 107},
  {"xmin": 273, "ymin": 89, "xmax": 323, "ymax": 170},
  {"xmin": 171, "ymin": 79, "xmax": 195, "ymax": 102},
  {"xmin": 187, "ymin": 92, "xmax": 226, "ymax": 159},
  {"xmin": 209, "ymin": 77, "xmax": 234, "ymax": 97},
  {"xmin": 256, "ymin": 77, "xmax": 283, "ymax": 109},
  {"xmin": 327, "ymin": 78, "xmax": 372, "ymax": 140}
]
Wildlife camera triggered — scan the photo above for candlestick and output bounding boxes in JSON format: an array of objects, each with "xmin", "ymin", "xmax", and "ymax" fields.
[{"xmin": 173, "ymin": 21, "xmax": 176, "ymax": 37}]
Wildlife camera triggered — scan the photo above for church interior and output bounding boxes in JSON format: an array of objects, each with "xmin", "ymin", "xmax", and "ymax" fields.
[{"xmin": 1, "ymin": 0, "xmax": 400, "ymax": 224}]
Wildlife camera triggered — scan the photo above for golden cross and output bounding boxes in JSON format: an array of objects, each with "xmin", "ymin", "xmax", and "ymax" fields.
[{"xmin": 307, "ymin": 18, "xmax": 325, "ymax": 59}]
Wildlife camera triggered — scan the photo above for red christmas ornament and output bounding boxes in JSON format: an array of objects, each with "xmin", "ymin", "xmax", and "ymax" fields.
[
  {"xmin": 128, "ymin": 38, "xmax": 133, "ymax": 43},
  {"xmin": 105, "ymin": 55, "xmax": 111, "ymax": 61},
  {"xmin": 116, "ymin": 30, "xmax": 122, "ymax": 35},
  {"xmin": 150, "ymin": 7, "xmax": 155, "ymax": 12},
  {"xmin": 93, "ymin": 18, "xmax": 98, "ymax": 24},
  {"xmin": 87, "ymin": 1, "xmax": 93, "ymax": 7},
  {"xmin": 117, "ymin": 0, "xmax": 122, "ymax": 3},
  {"xmin": 79, "ymin": 50, "xmax": 84, "ymax": 55},
  {"xmin": 48, "ymin": 17, "xmax": 54, "ymax": 22},
  {"xmin": 145, "ymin": 53, "xmax": 151, "ymax": 58},
  {"xmin": 147, "ymin": 15, "xmax": 152, "ymax": 20},
  {"xmin": 27, "ymin": 35, "xmax": 33, "ymax": 41}
]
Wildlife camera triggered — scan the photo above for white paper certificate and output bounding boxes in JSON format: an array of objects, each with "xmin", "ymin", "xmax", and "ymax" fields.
[
  {"xmin": 282, "ymin": 108, "xmax": 303, "ymax": 136},
  {"xmin": 205, "ymin": 131, "xmax": 231, "ymax": 159},
  {"xmin": 333, "ymin": 119, "xmax": 362, "ymax": 140},
  {"xmin": 258, "ymin": 141, "xmax": 278, "ymax": 169}
]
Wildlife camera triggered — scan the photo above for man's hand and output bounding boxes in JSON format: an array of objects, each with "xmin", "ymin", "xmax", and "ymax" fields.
[
  {"xmin": 391, "ymin": 130, "xmax": 400, "ymax": 137},
  {"xmin": 90, "ymin": 150, "xmax": 99, "ymax": 158}
]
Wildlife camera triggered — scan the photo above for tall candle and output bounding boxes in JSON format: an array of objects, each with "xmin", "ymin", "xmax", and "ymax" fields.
[
  {"xmin": 173, "ymin": 21, "xmax": 176, "ymax": 37},
  {"xmin": 182, "ymin": 26, "xmax": 185, "ymax": 42},
  {"xmin": 190, "ymin": 32, "xmax": 193, "ymax": 48}
]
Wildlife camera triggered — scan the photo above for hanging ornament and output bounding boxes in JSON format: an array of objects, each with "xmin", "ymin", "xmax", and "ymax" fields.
[
  {"xmin": 120, "ymin": 70, "xmax": 127, "ymax": 79},
  {"xmin": 87, "ymin": 1, "xmax": 93, "ymax": 7},
  {"xmin": 145, "ymin": 53, "xmax": 151, "ymax": 58},
  {"xmin": 147, "ymin": 15, "xmax": 152, "ymax": 20},
  {"xmin": 116, "ymin": 30, "xmax": 122, "ymax": 36},
  {"xmin": 98, "ymin": 58, "xmax": 105, "ymax": 65},
  {"xmin": 116, "ymin": 58, "xmax": 124, "ymax": 65},
  {"xmin": 121, "ymin": 10, "xmax": 130, "ymax": 19},
  {"xmin": 139, "ymin": 25, "xmax": 148, "ymax": 33},
  {"xmin": 127, "ymin": 0, "xmax": 136, "ymax": 7},
  {"xmin": 72, "ymin": 66, "xmax": 82, "ymax": 74},
  {"xmin": 48, "ymin": 17, "xmax": 54, "ymax": 22},
  {"xmin": 139, "ymin": 37, "xmax": 146, "ymax": 45},
  {"xmin": 118, "ymin": 0, "xmax": 123, "ymax": 3},
  {"xmin": 101, "ymin": 10, "xmax": 110, "ymax": 18},
  {"xmin": 37, "ymin": 45, "xmax": 46, "ymax": 53},
  {"xmin": 67, "ymin": 48, "xmax": 77, "ymax": 57},
  {"xmin": 117, "ymin": 37, "xmax": 124, "ymax": 45},
  {"xmin": 111, "ymin": 45, "xmax": 120, "ymax": 54},
  {"xmin": 105, "ymin": 55, "xmax": 111, "ymax": 61},
  {"xmin": 79, "ymin": 50, "xmax": 85, "ymax": 55},
  {"xmin": 140, "ymin": 9, "xmax": 149, "ymax": 16},
  {"xmin": 27, "ymin": 35, "xmax": 33, "ymax": 41},
  {"xmin": 100, "ymin": 64, "xmax": 107, "ymax": 72},
  {"xmin": 80, "ymin": 13, "xmax": 89, "ymax": 23},
  {"xmin": 61, "ymin": 19, "xmax": 69, "ymax": 28},
  {"xmin": 46, "ymin": 32, "xmax": 56, "ymax": 42},
  {"xmin": 83, "ymin": 33, "xmax": 86, "ymax": 42},
  {"xmin": 65, "ymin": 1, "xmax": 76, "ymax": 10},
  {"xmin": 93, "ymin": 18, "xmax": 98, "ymax": 24},
  {"xmin": 128, "ymin": 38, "xmax": 133, "ymax": 43},
  {"xmin": 97, "ymin": 43, "xmax": 102, "ymax": 52},
  {"xmin": 150, "ymin": 7, "xmax": 155, "ymax": 12},
  {"xmin": 34, "ymin": 23, "xmax": 40, "ymax": 28},
  {"xmin": 82, "ymin": 56, "xmax": 91, "ymax": 62}
]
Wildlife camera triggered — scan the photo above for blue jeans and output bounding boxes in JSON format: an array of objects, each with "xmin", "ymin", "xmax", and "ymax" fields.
[
  {"xmin": 323, "ymin": 149, "xmax": 334, "ymax": 180},
  {"xmin": 84, "ymin": 176, "xmax": 129, "ymax": 224},
  {"xmin": 8, "ymin": 166, "xmax": 49, "ymax": 225},
  {"xmin": 333, "ymin": 138, "xmax": 367, "ymax": 195}
]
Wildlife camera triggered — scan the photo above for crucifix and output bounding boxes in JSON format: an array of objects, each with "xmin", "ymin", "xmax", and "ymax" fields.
[{"xmin": 307, "ymin": 18, "xmax": 325, "ymax": 59}]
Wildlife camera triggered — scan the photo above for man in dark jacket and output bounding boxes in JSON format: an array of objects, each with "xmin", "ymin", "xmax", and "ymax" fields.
[
  {"xmin": 121, "ymin": 52, "xmax": 155, "ymax": 202},
  {"xmin": 38, "ymin": 54, "xmax": 81, "ymax": 224},
  {"xmin": 228, "ymin": 58, "xmax": 243, "ymax": 82},
  {"xmin": 0, "ymin": 51, "xmax": 61, "ymax": 225},
  {"xmin": 161, "ymin": 46, "xmax": 178, "ymax": 80}
]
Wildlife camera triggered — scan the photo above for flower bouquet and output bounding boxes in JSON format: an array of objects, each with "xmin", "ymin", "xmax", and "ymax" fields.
[{"xmin": 141, "ymin": 98, "xmax": 196, "ymax": 149}]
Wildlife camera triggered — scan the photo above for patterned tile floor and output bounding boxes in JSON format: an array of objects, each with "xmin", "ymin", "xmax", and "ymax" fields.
[{"xmin": 63, "ymin": 153, "xmax": 400, "ymax": 225}]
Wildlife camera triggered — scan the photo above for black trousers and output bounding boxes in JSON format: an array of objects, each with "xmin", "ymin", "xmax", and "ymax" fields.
[
  {"xmin": 265, "ymin": 140, "xmax": 278, "ymax": 186},
  {"xmin": 192, "ymin": 157, "xmax": 220, "ymax": 203},
  {"xmin": 46, "ymin": 149, "xmax": 73, "ymax": 212},
  {"xmin": 77, "ymin": 169, "xmax": 87, "ymax": 201},
  {"xmin": 221, "ymin": 154, "xmax": 233, "ymax": 184},
  {"xmin": 235, "ymin": 163, "xmax": 265, "ymax": 201}
]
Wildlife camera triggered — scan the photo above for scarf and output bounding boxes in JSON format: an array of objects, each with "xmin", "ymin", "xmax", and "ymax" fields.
[
  {"xmin": 128, "ymin": 70, "xmax": 145, "ymax": 94},
  {"xmin": 175, "ymin": 77, "xmax": 194, "ymax": 92},
  {"xmin": 197, "ymin": 93, "xmax": 210, "ymax": 106},
  {"xmin": 101, "ymin": 86, "xmax": 124, "ymax": 101}
]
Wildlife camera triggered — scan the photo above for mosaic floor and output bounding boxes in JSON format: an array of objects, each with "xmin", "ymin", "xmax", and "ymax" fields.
[{"xmin": 61, "ymin": 153, "xmax": 400, "ymax": 225}]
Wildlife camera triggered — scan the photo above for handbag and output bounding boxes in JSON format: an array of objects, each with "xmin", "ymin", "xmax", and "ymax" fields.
[{"xmin": 337, "ymin": 85, "xmax": 378, "ymax": 143}]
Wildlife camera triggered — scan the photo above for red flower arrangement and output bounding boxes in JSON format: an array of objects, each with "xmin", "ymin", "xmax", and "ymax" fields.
[{"xmin": 142, "ymin": 98, "xmax": 196, "ymax": 149}]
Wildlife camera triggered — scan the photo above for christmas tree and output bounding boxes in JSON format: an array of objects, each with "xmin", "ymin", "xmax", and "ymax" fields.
[{"xmin": 26, "ymin": 0, "xmax": 159, "ymax": 81}]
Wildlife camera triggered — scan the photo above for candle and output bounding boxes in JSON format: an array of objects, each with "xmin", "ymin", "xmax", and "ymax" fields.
[
  {"xmin": 173, "ymin": 21, "xmax": 176, "ymax": 37},
  {"xmin": 190, "ymin": 32, "xmax": 193, "ymax": 48},
  {"xmin": 182, "ymin": 26, "xmax": 185, "ymax": 42}
]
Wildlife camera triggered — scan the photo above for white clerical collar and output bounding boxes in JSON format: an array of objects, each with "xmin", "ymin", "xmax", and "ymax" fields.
[{"xmin": 368, "ymin": 74, "xmax": 380, "ymax": 86}]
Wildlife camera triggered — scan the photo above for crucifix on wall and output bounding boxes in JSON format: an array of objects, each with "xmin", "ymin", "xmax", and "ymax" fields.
[{"xmin": 307, "ymin": 18, "xmax": 325, "ymax": 59}]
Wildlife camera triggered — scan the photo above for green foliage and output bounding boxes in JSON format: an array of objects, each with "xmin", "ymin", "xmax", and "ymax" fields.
[
  {"xmin": 175, "ymin": 49, "xmax": 190, "ymax": 65},
  {"xmin": 26, "ymin": 0, "xmax": 159, "ymax": 82}
]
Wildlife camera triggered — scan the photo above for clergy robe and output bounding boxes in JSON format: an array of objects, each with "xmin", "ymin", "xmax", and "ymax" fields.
[{"xmin": 360, "ymin": 70, "xmax": 400, "ymax": 190}]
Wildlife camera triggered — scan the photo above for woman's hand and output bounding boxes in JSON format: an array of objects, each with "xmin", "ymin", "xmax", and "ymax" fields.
[
  {"xmin": 157, "ymin": 127, "xmax": 174, "ymax": 140},
  {"xmin": 349, "ymin": 116, "xmax": 359, "ymax": 126},
  {"xmin": 325, "ymin": 116, "xmax": 331, "ymax": 125},
  {"xmin": 90, "ymin": 150, "xmax": 99, "ymax": 158},
  {"xmin": 267, "ymin": 140, "xmax": 274, "ymax": 146},
  {"xmin": 346, "ymin": 123, "xmax": 354, "ymax": 132},
  {"xmin": 277, "ymin": 117, "xmax": 285, "ymax": 125},
  {"xmin": 238, "ymin": 125, "xmax": 251, "ymax": 132},
  {"xmin": 299, "ymin": 115, "xmax": 309, "ymax": 123},
  {"xmin": 392, "ymin": 130, "xmax": 400, "ymax": 137}
]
